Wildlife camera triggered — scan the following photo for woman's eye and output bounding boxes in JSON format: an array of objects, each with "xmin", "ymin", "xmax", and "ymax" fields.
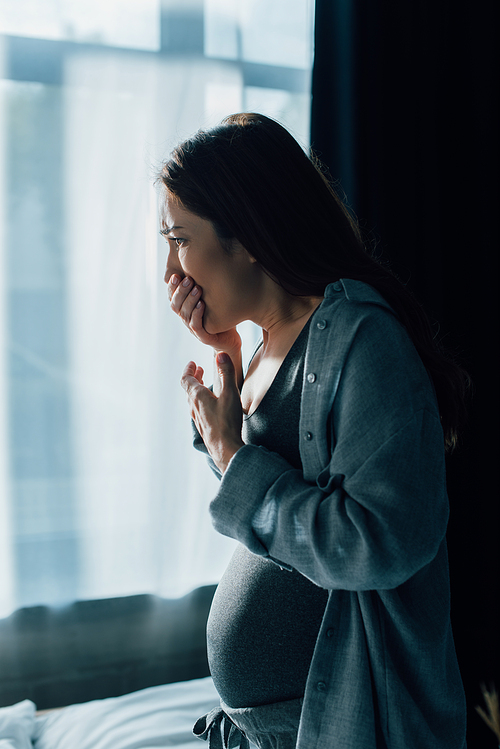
[{"xmin": 170, "ymin": 237, "xmax": 185, "ymax": 248}]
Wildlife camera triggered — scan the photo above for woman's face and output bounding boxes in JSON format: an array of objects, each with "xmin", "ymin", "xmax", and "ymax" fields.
[{"xmin": 162, "ymin": 195, "xmax": 260, "ymax": 334}]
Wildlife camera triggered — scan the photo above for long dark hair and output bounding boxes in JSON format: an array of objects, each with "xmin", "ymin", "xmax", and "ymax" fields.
[{"xmin": 156, "ymin": 112, "xmax": 470, "ymax": 451}]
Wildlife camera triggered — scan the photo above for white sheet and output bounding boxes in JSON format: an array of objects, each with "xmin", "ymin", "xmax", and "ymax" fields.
[
  {"xmin": 0, "ymin": 699, "xmax": 36, "ymax": 749},
  {"xmin": 1, "ymin": 677, "xmax": 220, "ymax": 749}
]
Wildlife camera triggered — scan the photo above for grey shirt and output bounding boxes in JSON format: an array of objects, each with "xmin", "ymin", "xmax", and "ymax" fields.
[
  {"xmin": 195, "ymin": 279, "xmax": 467, "ymax": 749},
  {"xmin": 206, "ymin": 318, "xmax": 328, "ymax": 708}
]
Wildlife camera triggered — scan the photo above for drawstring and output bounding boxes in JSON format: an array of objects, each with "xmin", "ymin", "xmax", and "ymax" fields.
[{"xmin": 193, "ymin": 706, "xmax": 250, "ymax": 749}]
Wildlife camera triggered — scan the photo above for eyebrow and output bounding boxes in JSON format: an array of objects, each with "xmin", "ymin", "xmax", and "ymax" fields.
[{"xmin": 160, "ymin": 224, "xmax": 184, "ymax": 236}]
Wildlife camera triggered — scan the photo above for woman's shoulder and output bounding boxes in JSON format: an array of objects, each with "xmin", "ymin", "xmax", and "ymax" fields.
[
  {"xmin": 314, "ymin": 279, "xmax": 400, "ymax": 339},
  {"xmin": 310, "ymin": 280, "xmax": 438, "ymax": 409},
  {"xmin": 323, "ymin": 279, "xmax": 394, "ymax": 313},
  {"xmin": 304, "ymin": 282, "xmax": 441, "ymax": 445}
]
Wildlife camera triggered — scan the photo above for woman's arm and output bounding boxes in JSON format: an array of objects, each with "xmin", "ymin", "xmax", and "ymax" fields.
[
  {"xmin": 199, "ymin": 303, "xmax": 450, "ymax": 592},
  {"xmin": 209, "ymin": 410, "xmax": 448, "ymax": 591}
]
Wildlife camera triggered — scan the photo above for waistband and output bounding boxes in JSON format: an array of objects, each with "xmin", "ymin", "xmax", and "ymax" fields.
[{"xmin": 193, "ymin": 696, "xmax": 302, "ymax": 749}]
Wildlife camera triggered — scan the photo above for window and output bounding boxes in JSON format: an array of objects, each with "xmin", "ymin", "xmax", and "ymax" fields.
[{"xmin": 0, "ymin": 0, "xmax": 314, "ymax": 616}]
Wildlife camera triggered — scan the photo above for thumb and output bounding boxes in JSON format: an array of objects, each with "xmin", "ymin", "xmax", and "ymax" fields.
[{"xmin": 216, "ymin": 352, "xmax": 237, "ymax": 390}]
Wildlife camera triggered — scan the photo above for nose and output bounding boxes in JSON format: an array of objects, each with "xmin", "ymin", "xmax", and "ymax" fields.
[{"xmin": 164, "ymin": 247, "xmax": 184, "ymax": 285}]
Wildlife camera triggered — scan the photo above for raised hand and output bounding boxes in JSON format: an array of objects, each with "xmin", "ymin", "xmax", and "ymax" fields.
[{"xmin": 180, "ymin": 352, "xmax": 244, "ymax": 473}]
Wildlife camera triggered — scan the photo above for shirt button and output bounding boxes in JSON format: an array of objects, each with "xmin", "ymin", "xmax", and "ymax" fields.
[
  {"xmin": 304, "ymin": 431, "xmax": 313, "ymax": 441},
  {"xmin": 316, "ymin": 681, "xmax": 327, "ymax": 692},
  {"xmin": 332, "ymin": 281, "xmax": 342, "ymax": 291},
  {"xmin": 316, "ymin": 319, "xmax": 327, "ymax": 330},
  {"xmin": 326, "ymin": 628, "xmax": 334, "ymax": 638},
  {"xmin": 307, "ymin": 372, "xmax": 317, "ymax": 383}
]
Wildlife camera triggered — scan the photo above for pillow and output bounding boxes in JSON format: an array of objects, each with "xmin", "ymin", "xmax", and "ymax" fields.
[{"xmin": 0, "ymin": 699, "xmax": 36, "ymax": 749}]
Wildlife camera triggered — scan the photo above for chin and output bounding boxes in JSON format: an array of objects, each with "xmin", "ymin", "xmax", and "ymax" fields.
[
  {"xmin": 202, "ymin": 314, "xmax": 217, "ymax": 336},
  {"xmin": 203, "ymin": 309, "xmax": 234, "ymax": 336},
  {"xmin": 204, "ymin": 321, "xmax": 221, "ymax": 335},
  {"xmin": 204, "ymin": 319, "xmax": 229, "ymax": 337}
]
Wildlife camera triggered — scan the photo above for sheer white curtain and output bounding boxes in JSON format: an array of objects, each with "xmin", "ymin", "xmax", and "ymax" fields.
[
  {"xmin": 0, "ymin": 62, "xmax": 15, "ymax": 615},
  {"xmin": 0, "ymin": 0, "xmax": 314, "ymax": 617}
]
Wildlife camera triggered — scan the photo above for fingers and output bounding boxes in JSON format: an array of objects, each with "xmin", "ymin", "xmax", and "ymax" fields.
[
  {"xmin": 167, "ymin": 274, "xmax": 207, "ymax": 337},
  {"xmin": 182, "ymin": 360, "xmax": 197, "ymax": 378},
  {"xmin": 181, "ymin": 360, "xmax": 198, "ymax": 385},
  {"xmin": 189, "ymin": 298, "xmax": 206, "ymax": 337},
  {"xmin": 216, "ymin": 352, "xmax": 234, "ymax": 380},
  {"xmin": 216, "ymin": 352, "xmax": 239, "ymax": 399},
  {"xmin": 180, "ymin": 361, "xmax": 208, "ymax": 397},
  {"xmin": 169, "ymin": 275, "xmax": 201, "ymax": 314}
]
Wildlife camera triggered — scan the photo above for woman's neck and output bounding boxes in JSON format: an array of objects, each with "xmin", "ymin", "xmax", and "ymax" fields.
[{"xmin": 257, "ymin": 292, "xmax": 323, "ymax": 356}]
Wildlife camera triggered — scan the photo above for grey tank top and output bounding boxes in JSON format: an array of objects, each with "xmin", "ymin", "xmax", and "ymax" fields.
[{"xmin": 206, "ymin": 319, "xmax": 329, "ymax": 708}]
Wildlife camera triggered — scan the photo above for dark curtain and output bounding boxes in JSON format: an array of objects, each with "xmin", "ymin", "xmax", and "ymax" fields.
[{"xmin": 311, "ymin": 2, "xmax": 499, "ymax": 746}]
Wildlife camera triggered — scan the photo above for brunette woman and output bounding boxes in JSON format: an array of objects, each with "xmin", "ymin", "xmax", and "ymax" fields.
[{"xmin": 157, "ymin": 113, "xmax": 468, "ymax": 749}]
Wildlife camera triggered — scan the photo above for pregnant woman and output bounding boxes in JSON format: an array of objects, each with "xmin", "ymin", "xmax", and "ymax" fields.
[{"xmin": 156, "ymin": 113, "xmax": 468, "ymax": 749}]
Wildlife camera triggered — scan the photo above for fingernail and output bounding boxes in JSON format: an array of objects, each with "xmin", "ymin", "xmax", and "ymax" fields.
[
  {"xmin": 191, "ymin": 286, "xmax": 199, "ymax": 296},
  {"xmin": 196, "ymin": 301, "xmax": 202, "ymax": 308},
  {"xmin": 182, "ymin": 277, "xmax": 191, "ymax": 287},
  {"xmin": 170, "ymin": 275, "xmax": 179, "ymax": 286},
  {"xmin": 218, "ymin": 352, "xmax": 229, "ymax": 364}
]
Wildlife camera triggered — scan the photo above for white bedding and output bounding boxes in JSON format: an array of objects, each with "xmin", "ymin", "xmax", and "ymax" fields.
[{"xmin": 0, "ymin": 677, "xmax": 220, "ymax": 749}]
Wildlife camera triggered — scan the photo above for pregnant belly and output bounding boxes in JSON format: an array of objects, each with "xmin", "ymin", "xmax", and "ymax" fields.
[{"xmin": 206, "ymin": 544, "xmax": 328, "ymax": 708}]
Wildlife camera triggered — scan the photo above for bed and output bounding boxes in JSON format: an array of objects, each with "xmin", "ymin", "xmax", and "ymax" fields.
[
  {"xmin": 1, "ymin": 675, "xmax": 227, "ymax": 748},
  {"xmin": 0, "ymin": 587, "xmax": 258, "ymax": 748}
]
